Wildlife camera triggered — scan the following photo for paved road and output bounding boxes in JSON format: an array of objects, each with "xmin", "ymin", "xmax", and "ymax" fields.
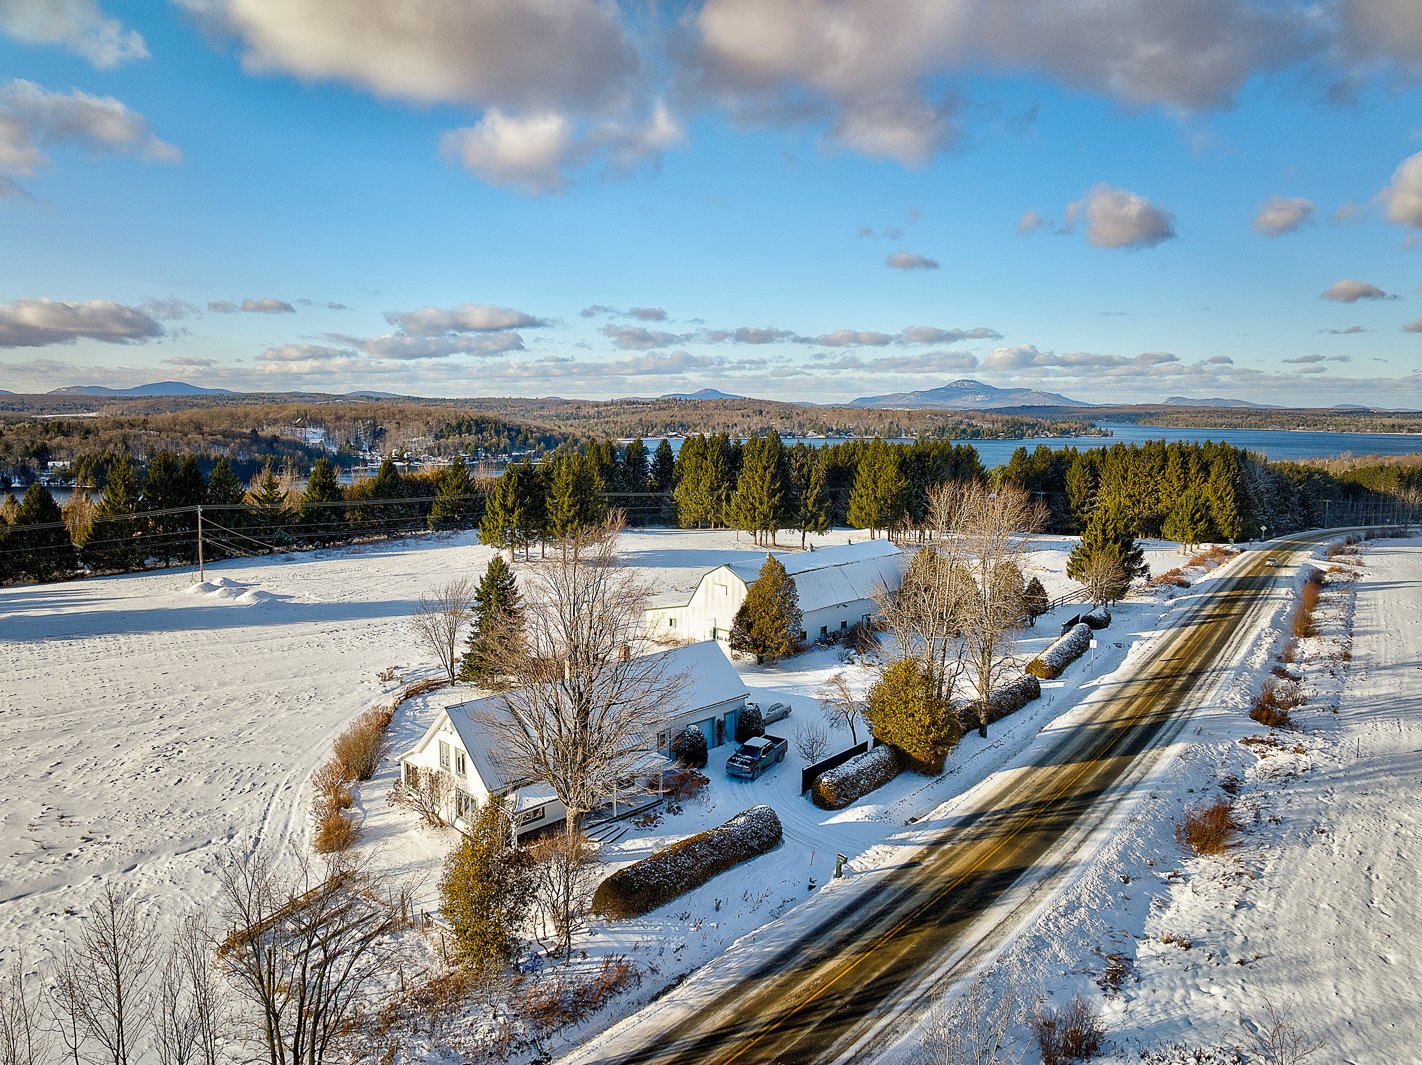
[{"xmin": 567, "ymin": 540, "xmax": 1316, "ymax": 1065}]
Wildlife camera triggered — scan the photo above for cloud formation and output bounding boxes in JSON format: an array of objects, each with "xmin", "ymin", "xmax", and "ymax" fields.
[
  {"xmin": 207, "ymin": 297, "xmax": 297, "ymax": 314},
  {"xmin": 0, "ymin": 297, "xmax": 164, "ymax": 348},
  {"xmin": 1016, "ymin": 209, "xmax": 1050, "ymax": 235},
  {"xmin": 0, "ymin": 80, "xmax": 179, "ymax": 189},
  {"xmin": 384, "ymin": 303, "xmax": 544, "ymax": 334},
  {"xmin": 1253, "ymin": 195, "xmax": 1315, "ymax": 236},
  {"xmin": 1380, "ymin": 151, "xmax": 1422, "ymax": 229},
  {"xmin": 1320, "ymin": 279, "xmax": 1395, "ymax": 302},
  {"xmin": 0, "ymin": 0, "xmax": 148, "ymax": 68},
  {"xmin": 1066, "ymin": 184, "xmax": 1176, "ymax": 249},
  {"xmin": 886, "ymin": 251, "xmax": 939, "ymax": 270}
]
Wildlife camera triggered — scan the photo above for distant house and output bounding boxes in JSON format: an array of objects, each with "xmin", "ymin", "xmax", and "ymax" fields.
[
  {"xmin": 645, "ymin": 540, "xmax": 904, "ymax": 645},
  {"xmin": 397, "ymin": 640, "xmax": 749, "ymax": 838}
]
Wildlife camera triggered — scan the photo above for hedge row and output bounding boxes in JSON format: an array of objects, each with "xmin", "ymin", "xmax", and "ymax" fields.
[
  {"xmin": 1026, "ymin": 622, "xmax": 1093, "ymax": 680},
  {"xmin": 591, "ymin": 805, "xmax": 783, "ymax": 920},
  {"xmin": 959, "ymin": 673, "xmax": 1042, "ymax": 731},
  {"xmin": 1082, "ymin": 608, "xmax": 1112, "ymax": 630},
  {"xmin": 810, "ymin": 746, "xmax": 902, "ymax": 810}
]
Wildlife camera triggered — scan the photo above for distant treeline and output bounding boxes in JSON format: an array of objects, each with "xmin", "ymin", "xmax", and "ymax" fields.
[
  {"xmin": 1084, "ymin": 406, "xmax": 1422, "ymax": 435},
  {"xmin": 2, "ymin": 434, "xmax": 1418, "ymax": 587}
]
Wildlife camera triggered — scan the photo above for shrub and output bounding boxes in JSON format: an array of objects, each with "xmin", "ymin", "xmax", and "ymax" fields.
[
  {"xmin": 660, "ymin": 768, "xmax": 709, "ymax": 802},
  {"xmin": 811, "ymin": 745, "xmax": 901, "ymax": 810},
  {"xmin": 961, "ymin": 673, "xmax": 1042, "ymax": 731},
  {"xmin": 735, "ymin": 703, "xmax": 765, "ymax": 743},
  {"xmin": 313, "ymin": 809, "xmax": 357, "ymax": 853},
  {"xmin": 591, "ymin": 805, "xmax": 782, "ymax": 919},
  {"xmin": 1026, "ymin": 623, "xmax": 1092, "ymax": 679},
  {"xmin": 1176, "ymin": 800, "xmax": 1239, "ymax": 856},
  {"xmin": 1151, "ymin": 567, "xmax": 1191, "ymax": 589},
  {"xmin": 312, "ymin": 759, "xmax": 352, "ymax": 813},
  {"xmin": 389, "ymin": 764, "xmax": 451, "ymax": 826},
  {"xmin": 1291, "ymin": 571, "xmax": 1323, "ymax": 639},
  {"xmin": 670, "ymin": 725, "xmax": 708, "ymax": 769},
  {"xmin": 332, "ymin": 708, "xmax": 389, "ymax": 781},
  {"xmin": 1033, "ymin": 996, "xmax": 1104, "ymax": 1065},
  {"xmin": 865, "ymin": 658, "xmax": 960, "ymax": 774},
  {"xmin": 1022, "ymin": 576, "xmax": 1050, "ymax": 622},
  {"xmin": 1082, "ymin": 608, "xmax": 1111, "ymax": 630}
]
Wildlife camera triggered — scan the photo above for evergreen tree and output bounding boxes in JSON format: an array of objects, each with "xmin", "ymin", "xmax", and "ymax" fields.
[
  {"xmin": 727, "ymin": 431, "xmax": 789, "ymax": 547},
  {"xmin": 728, "ymin": 554, "xmax": 803, "ymax": 664},
  {"xmin": 11, "ymin": 483, "xmax": 76, "ymax": 581},
  {"xmin": 619, "ymin": 438, "xmax": 650, "ymax": 524},
  {"xmin": 362, "ymin": 458, "xmax": 411, "ymax": 533},
  {"xmin": 789, "ymin": 444, "xmax": 831, "ymax": 549},
  {"xmin": 1207, "ymin": 455, "xmax": 1244, "ymax": 541},
  {"xmin": 205, "ymin": 458, "xmax": 246, "ymax": 506},
  {"xmin": 141, "ymin": 451, "xmax": 190, "ymax": 565},
  {"xmin": 438, "ymin": 800, "xmax": 535, "ymax": 981},
  {"xmin": 847, "ymin": 438, "xmax": 906, "ymax": 538},
  {"xmin": 428, "ymin": 455, "xmax": 478, "ymax": 531},
  {"xmin": 650, "ymin": 438, "xmax": 675, "ymax": 492},
  {"xmin": 1162, "ymin": 485, "xmax": 1216, "ymax": 550},
  {"xmin": 547, "ymin": 451, "xmax": 606, "ymax": 552},
  {"xmin": 865, "ymin": 657, "xmax": 961, "ymax": 775},
  {"xmin": 299, "ymin": 456, "xmax": 345, "ymax": 538},
  {"xmin": 203, "ymin": 457, "xmax": 247, "ymax": 560},
  {"xmin": 1067, "ymin": 501, "xmax": 1148, "ymax": 603},
  {"xmin": 672, "ymin": 434, "xmax": 732, "ymax": 528},
  {"xmin": 245, "ymin": 463, "xmax": 290, "ymax": 545},
  {"xmin": 461, "ymin": 554, "xmax": 524, "ymax": 685},
  {"xmin": 86, "ymin": 456, "xmax": 143, "ymax": 572},
  {"xmin": 480, "ymin": 461, "xmax": 525, "ymax": 557},
  {"xmin": 1063, "ymin": 453, "xmax": 1097, "ymax": 532},
  {"xmin": 1022, "ymin": 575, "xmax": 1050, "ymax": 623}
]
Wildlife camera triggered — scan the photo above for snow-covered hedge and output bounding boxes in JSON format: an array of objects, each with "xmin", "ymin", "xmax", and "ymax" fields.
[
  {"xmin": 671, "ymin": 725, "xmax": 708, "ymax": 769},
  {"xmin": 1082, "ymin": 607, "xmax": 1112, "ymax": 630},
  {"xmin": 811, "ymin": 745, "xmax": 902, "ymax": 810},
  {"xmin": 1026, "ymin": 622, "xmax": 1092, "ymax": 679},
  {"xmin": 591, "ymin": 805, "xmax": 782, "ymax": 920},
  {"xmin": 959, "ymin": 673, "xmax": 1042, "ymax": 730}
]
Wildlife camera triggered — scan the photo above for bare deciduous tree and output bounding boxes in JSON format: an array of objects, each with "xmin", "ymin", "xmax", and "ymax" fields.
[
  {"xmin": 874, "ymin": 544, "xmax": 970, "ymax": 706},
  {"xmin": 1242, "ymin": 1002, "xmax": 1325, "ymax": 1065},
  {"xmin": 1078, "ymin": 553, "xmax": 1128, "ymax": 608},
  {"xmin": 942, "ymin": 482, "xmax": 1044, "ymax": 738},
  {"xmin": 0, "ymin": 955, "xmax": 49, "ymax": 1065},
  {"xmin": 793, "ymin": 719, "xmax": 831, "ymax": 763},
  {"xmin": 215, "ymin": 851, "xmax": 402, "ymax": 1065},
  {"xmin": 410, "ymin": 577, "xmax": 478, "ymax": 684},
  {"xmin": 51, "ymin": 885, "xmax": 156, "ymax": 1065},
  {"xmin": 816, "ymin": 672, "xmax": 865, "ymax": 744},
  {"xmin": 389, "ymin": 765, "xmax": 452, "ymax": 826},
  {"xmin": 526, "ymin": 833, "xmax": 601, "ymax": 962},
  {"xmin": 152, "ymin": 915, "xmax": 225, "ymax": 1065},
  {"xmin": 477, "ymin": 517, "xmax": 685, "ymax": 959},
  {"xmin": 916, "ymin": 972, "xmax": 1025, "ymax": 1065}
]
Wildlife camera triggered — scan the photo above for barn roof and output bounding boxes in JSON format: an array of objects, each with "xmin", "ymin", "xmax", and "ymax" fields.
[{"xmin": 725, "ymin": 540, "xmax": 902, "ymax": 614}]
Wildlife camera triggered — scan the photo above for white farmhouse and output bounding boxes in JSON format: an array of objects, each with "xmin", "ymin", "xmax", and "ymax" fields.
[
  {"xmin": 645, "ymin": 539, "xmax": 904, "ymax": 645},
  {"xmin": 397, "ymin": 640, "xmax": 749, "ymax": 838}
]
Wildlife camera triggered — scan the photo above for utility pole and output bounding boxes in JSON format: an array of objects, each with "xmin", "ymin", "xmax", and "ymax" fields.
[{"xmin": 197, "ymin": 504, "xmax": 204, "ymax": 581}]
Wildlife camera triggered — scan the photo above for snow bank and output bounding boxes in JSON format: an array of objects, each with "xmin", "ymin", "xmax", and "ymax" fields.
[{"xmin": 1026, "ymin": 622, "xmax": 1092, "ymax": 679}]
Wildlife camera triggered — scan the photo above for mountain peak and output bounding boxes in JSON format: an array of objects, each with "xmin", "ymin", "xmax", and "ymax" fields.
[{"xmin": 849, "ymin": 378, "xmax": 1086, "ymax": 410}]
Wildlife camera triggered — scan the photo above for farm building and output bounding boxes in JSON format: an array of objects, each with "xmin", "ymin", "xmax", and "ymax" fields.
[
  {"xmin": 397, "ymin": 640, "xmax": 749, "ymax": 837},
  {"xmin": 645, "ymin": 540, "xmax": 904, "ymax": 645}
]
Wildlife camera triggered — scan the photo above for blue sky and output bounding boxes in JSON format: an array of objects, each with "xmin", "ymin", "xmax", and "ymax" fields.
[{"xmin": 1, "ymin": 0, "xmax": 1420, "ymax": 406}]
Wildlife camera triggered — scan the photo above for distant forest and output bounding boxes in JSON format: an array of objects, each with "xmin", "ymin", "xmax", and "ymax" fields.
[
  {"xmin": 0, "ymin": 395, "xmax": 1100, "ymax": 488},
  {"xmin": 1061, "ymin": 405, "xmax": 1422, "ymax": 435}
]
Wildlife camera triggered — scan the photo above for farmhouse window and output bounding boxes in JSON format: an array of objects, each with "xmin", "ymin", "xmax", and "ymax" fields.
[{"xmin": 438, "ymin": 740, "xmax": 451, "ymax": 772}]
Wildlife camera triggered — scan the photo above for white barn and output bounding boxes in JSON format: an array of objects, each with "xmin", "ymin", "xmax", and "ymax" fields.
[
  {"xmin": 645, "ymin": 539, "xmax": 904, "ymax": 645},
  {"xmin": 397, "ymin": 641, "xmax": 749, "ymax": 838}
]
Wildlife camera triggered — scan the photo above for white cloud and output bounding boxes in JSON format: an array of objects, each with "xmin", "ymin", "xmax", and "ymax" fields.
[
  {"xmin": 1404, "ymin": 319, "xmax": 1422, "ymax": 333},
  {"xmin": 1320, "ymin": 278, "xmax": 1395, "ymax": 302},
  {"xmin": 163, "ymin": 355, "xmax": 217, "ymax": 368},
  {"xmin": 0, "ymin": 0, "xmax": 148, "ymax": 68},
  {"xmin": 1253, "ymin": 195, "xmax": 1316, "ymax": 236},
  {"xmin": 813, "ymin": 329, "xmax": 896, "ymax": 347},
  {"xmin": 0, "ymin": 80, "xmax": 179, "ymax": 186},
  {"xmin": 184, "ymin": 0, "xmax": 638, "ymax": 115},
  {"xmin": 359, "ymin": 332, "xmax": 524, "ymax": 360},
  {"xmin": 0, "ymin": 297, "xmax": 164, "ymax": 347},
  {"xmin": 700, "ymin": 326, "xmax": 796, "ymax": 345},
  {"xmin": 1066, "ymin": 184, "xmax": 1176, "ymax": 249},
  {"xmin": 628, "ymin": 306, "xmax": 668, "ymax": 322},
  {"xmin": 1017, "ymin": 209, "xmax": 1050, "ymax": 235},
  {"xmin": 901, "ymin": 325, "xmax": 1001, "ymax": 344},
  {"xmin": 886, "ymin": 251, "xmax": 939, "ymax": 270},
  {"xmin": 602, "ymin": 324, "xmax": 688, "ymax": 350},
  {"xmin": 207, "ymin": 297, "xmax": 296, "ymax": 314},
  {"xmin": 1338, "ymin": 0, "xmax": 1422, "ymax": 72},
  {"xmin": 385, "ymin": 303, "xmax": 544, "ymax": 335},
  {"xmin": 1380, "ymin": 151, "xmax": 1422, "ymax": 229}
]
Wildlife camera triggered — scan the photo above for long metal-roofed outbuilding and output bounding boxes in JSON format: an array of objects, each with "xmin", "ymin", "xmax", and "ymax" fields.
[{"xmin": 644, "ymin": 539, "xmax": 903, "ymax": 645}]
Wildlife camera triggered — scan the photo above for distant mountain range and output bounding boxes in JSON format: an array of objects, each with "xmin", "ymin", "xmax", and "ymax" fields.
[
  {"xmin": 659, "ymin": 388, "xmax": 744, "ymax": 401},
  {"xmin": 49, "ymin": 381, "xmax": 235, "ymax": 397},
  {"xmin": 1163, "ymin": 395, "xmax": 1279, "ymax": 409},
  {"xmin": 849, "ymin": 379, "xmax": 1085, "ymax": 410}
]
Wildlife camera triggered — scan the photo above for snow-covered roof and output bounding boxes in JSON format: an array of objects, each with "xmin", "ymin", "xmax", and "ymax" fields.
[
  {"xmin": 725, "ymin": 540, "xmax": 902, "ymax": 614},
  {"xmin": 407, "ymin": 640, "xmax": 747, "ymax": 792}
]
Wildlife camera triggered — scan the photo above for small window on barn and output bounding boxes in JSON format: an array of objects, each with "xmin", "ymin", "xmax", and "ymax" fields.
[
  {"xmin": 820, "ymin": 625, "xmax": 828, "ymax": 637},
  {"xmin": 669, "ymin": 617, "xmax": 677, "ymax": 628},
  {"xmin": 841, "ymin": 619, "xmax": 848, "ymax": 630},
  {"xmin": 518, "ymin": 806, "xmax": 546, "ymax": 827},
  {"xmin": 454, "ymin": 749, "xmax": 466, "ymax": 777},
  {"xmin": 438, "ymin": 740, "xmax": 451, "ymax": 772}
]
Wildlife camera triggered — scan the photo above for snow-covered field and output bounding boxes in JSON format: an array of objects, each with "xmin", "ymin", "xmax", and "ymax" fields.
[{"xmin": 8, "ymin": 522, "xmax": 1410, "ymax": 1063}]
